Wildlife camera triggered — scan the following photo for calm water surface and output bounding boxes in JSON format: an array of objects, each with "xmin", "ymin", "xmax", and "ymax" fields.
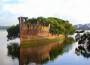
[
  {"xmin": 0, "ymin": 30, "xmax": 19, "ymax": 65},
  {"xmin": 20, "ymin": 33, "xmax": 90, "ymax": 65},
  {"xmin": 0, "ymin": 30, "xmax": 90, "ymax": 65}
]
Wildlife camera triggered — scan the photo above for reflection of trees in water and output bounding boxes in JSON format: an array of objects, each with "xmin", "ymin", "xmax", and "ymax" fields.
[
  {"xmin": 75, "ymin": 33, "xmax": 90, "ymax": 58},
  {"xmin": 7, "ymin": 43, "xmax": 19, "ymax": 59},
  {"xmin": 75, "ymin": 45, "xmax": 90, "ymax": 58},
  {"xmin": 20, "ymin": 37, "xmax": 75, "ymax": 65},
  {"xmin": 50, "ymin": 37, "xmax": 75, "ymax": 61},
  {"xmin": 49, "ymin": 44, "xmax": 63, "ymax": 61}
]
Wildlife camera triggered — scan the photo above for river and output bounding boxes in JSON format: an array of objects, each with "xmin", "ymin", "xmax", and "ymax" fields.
[{"xmin": 0, "ymin": 30, "xmax": 90, "ymax": 65}]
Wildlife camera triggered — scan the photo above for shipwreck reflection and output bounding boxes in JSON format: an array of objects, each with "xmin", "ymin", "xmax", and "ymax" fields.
[{"xmin": 20, "ymin": 37, "xmax": 75, "ymax": 65}]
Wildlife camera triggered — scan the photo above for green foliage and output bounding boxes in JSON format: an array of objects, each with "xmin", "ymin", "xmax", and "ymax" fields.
[
  {"xmin": 25, "ymin": 17, "xmax": 75, "ymax": 35},
  {"xmin": 7, "ymin": 24, "xmax": 19, "ymax": 40},
  {"xmin": 64, "ymin": 21, "xmax": 76, "ymax": 36},
  {"xmin": 7, "ymin": 17, "xmax": 75, "ymax": 39},
  {"xmin": 46, "ymin": 17, "xmax": 75, "ymax": 35}
]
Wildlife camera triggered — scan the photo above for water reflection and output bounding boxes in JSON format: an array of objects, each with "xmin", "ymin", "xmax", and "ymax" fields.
[
  {"xmin": 75, "ymin": 45, "xmax": 90, "ymax": 58},
  {"xmin": 0, "ymin": 30, "xmax": 19, "ymax": 65},
  {"xmin": 75, "ymin": 32, "xmax": 90, "ymax": 58},
  {"xmin": 20, "ymin": 37, "xmax": 75, "ymax": 65},
  {"xmin": 7, "ymin": 43, "xmax": 19, "ymax": 59}
]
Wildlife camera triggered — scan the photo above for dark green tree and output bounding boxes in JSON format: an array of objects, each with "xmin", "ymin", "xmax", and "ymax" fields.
[{"xmin": 7, "ymin": 24, "xmax": 19, "ymax": 40}]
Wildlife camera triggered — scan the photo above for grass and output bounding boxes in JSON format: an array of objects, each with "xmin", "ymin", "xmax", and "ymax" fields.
[{"xmin": 20, "ymin": 37, "xmax": 65, "ymax": 48}]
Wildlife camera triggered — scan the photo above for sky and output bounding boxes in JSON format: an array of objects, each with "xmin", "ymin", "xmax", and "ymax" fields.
[{"xmin": 0, "ymin": 0, "xmax": 90, "ymax": 26}]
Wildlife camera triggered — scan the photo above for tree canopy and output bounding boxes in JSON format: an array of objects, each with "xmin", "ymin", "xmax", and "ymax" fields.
[
  {"xmin": 7, "ymin": 17, "xmax": 75, "ymax": 39},
  {"xmin": 7, "ymin": 24, "xmax": 19, "ymax": 40}
]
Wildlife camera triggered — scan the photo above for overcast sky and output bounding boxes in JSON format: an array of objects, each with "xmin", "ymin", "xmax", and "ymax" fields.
[{"xmin": 0, "ymin": 0, "xmax": 90, "ymax": 26}]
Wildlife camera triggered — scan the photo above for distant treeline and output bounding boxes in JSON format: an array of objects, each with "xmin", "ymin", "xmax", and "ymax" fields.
[
  {"xmin": 0, "ymin": 26, "xmax": 9, "ymax": 29},
  {"xmin": 7, "ymin": 17, "xmax": 75, "ymax": 40}
]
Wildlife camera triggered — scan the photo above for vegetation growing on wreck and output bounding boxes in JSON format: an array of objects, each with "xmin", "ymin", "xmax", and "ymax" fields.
[{"xmin": 7, "ymin": 17, "xmax": 75, "ymax": 40}]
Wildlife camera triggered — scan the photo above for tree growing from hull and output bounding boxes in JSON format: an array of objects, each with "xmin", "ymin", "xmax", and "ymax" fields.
[{"xmin": 7, "ymin": 17, "xmax": 75, "ymax": 40}]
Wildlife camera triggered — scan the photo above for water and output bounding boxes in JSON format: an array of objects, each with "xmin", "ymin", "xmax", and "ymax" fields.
[
  {"xmin": 0, "ymin": 30, "xmax": 19, "ymax": 65},
  {"xmin": 0, "ymin": 30, "xmax": 90, "ymax": 65},
  {"xmin": 44, "ymin": 42, "xmax": 90, "ymax": 65}
]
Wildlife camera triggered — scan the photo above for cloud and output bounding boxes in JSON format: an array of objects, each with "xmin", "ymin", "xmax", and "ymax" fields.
[
  {"xmin": 0, "ymin": 0, "xmax": 90, "ymax": 26},
  {"xmin": 2, "ymin": 0, "xmax": 23, "ymax": 4},
  {"xmin": 0, "ymin": 0, "xmax": 22, "ymax": 26},
  {"xmin": 0, "ymin": 11, "xmax": 18, "ymax": 26}
]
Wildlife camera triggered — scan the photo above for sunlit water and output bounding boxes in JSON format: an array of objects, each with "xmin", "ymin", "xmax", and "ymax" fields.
[{"xmin": 0, "ymin": 30, "xmax": 19, "ymax": 65}]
